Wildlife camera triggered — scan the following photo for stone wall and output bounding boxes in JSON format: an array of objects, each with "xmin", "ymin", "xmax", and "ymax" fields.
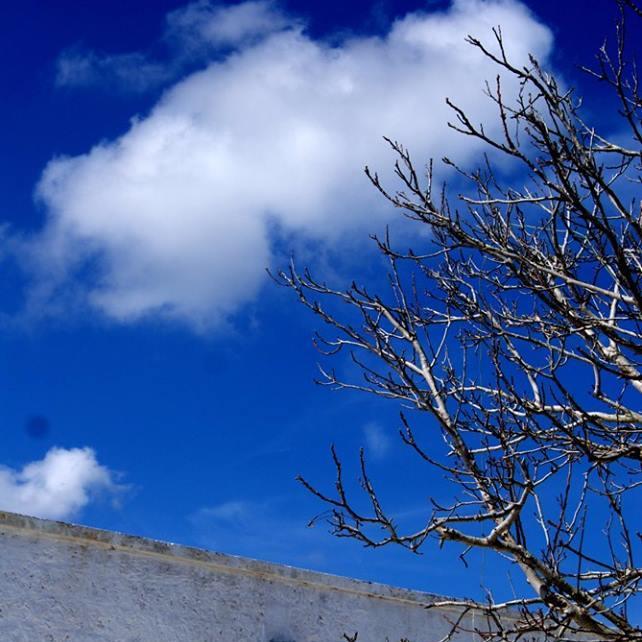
[{"xmin": 0, "ymin": 511, "xmax": 480, "ymax": 641}]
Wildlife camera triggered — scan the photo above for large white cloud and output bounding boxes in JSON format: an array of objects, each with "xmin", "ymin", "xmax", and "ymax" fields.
[
  {"xmin": 0, "ymin": 447, "xmax": 120, "ymax": 520},
  {"xmin": 31, "ymin": 0, "xmax": 552, "ymax": 328}
]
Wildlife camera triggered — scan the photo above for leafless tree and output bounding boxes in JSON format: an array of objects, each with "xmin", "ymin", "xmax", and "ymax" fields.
[{"xmin": 277, "ymin": 2, "xmax": 642, "ymax": 641}]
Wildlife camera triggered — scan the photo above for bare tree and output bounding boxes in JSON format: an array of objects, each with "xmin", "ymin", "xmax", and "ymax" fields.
[{"xmin": 277, "ymin": 2, "xmax": 642, "ymax": 641}]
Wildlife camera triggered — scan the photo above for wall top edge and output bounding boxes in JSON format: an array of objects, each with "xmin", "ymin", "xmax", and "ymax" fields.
[{"xmin": 0, "ymin": 510, "xmax": 458, "ymax": 608}]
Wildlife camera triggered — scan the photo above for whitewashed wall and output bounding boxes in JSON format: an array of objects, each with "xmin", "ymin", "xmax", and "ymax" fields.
[{"xmin": 0, "ymin": 511, "xmax": 480, "ymax": 641}]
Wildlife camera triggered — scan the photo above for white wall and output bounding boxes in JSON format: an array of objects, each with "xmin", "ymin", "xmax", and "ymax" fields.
[{"xmin": 0, "ymin": 511, "xmax": 479, "ymax": 641}]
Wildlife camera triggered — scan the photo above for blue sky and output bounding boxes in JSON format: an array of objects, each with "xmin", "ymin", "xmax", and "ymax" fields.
[{"xmin": 0, "ymin": 0, "xmax": 636, "ymax": 600}]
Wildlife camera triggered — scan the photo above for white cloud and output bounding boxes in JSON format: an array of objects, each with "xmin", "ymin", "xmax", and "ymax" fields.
[
  {"xmin": 363, "ymin": 422, "xmax": 390, "ymax": 460},
  {"xmin": 165, "ymin": 0, "xmax": 292, "ymax": 52},
  {"xmin": 0, "ymin": 447, "xmax": 120, "ymax": 520},
  {"xmin": 32, "ymin": 0, "xmax": 552, "ymax": 329}
]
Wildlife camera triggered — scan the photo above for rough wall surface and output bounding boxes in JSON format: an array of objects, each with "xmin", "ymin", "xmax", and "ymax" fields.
[{"xmin": 0, "ymin": 511, "xmax": 477, "ymax": 642}]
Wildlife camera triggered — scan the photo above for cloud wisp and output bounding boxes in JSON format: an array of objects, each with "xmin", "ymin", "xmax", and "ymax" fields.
[
  {"xmin": 191, "ymin": 498, "xmax": 328, "ymax": 566},
  {"xmin": 363, "ymin": 422, "xmax": 391, "ymax": 460},
  {"xmin": 191, "ymin": 497, "xmax": 376, "ymax": 569},
  {"xmin": 0, "ymin": 447, "xmax": 121, "ymax": 520},
  {"xmin": 56, "ymin": 49, "xmax": 173, "ymax": 94},
  {"xmin": 189, "ymin": 496, "xmax": 445, "ymax": 583},
  {"xmin": 166, "ymin": 0, "xmax": 293, "ymax": 52},
  {"xmin": 31, "ymin": 0, "xmax": 552, "ymax": 330},
  {"xmin": 55, "ymin": 0, "xmax": 293, "ymax": 93}
]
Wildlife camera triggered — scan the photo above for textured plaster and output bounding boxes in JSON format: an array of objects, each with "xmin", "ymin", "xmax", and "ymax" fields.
[{"xmin": 0, "ymin": 511, "xmax": 480, "ymax": 641}]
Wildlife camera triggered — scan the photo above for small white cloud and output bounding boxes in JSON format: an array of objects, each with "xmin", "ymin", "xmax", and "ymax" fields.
[
  {"xmin": 31, "ymin": 0, "xmax": 552, "ymax": 329},
  {"xmin": 0, "ymin": 447, "xmax": 121, "ymax": 521},
  {"xmin": 166, "ymin": 0, "xmax": 292, "ymax": 52},
  {"xmin": 363, "ymin": 422, "xmax": 390, "ymax": 460}
]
